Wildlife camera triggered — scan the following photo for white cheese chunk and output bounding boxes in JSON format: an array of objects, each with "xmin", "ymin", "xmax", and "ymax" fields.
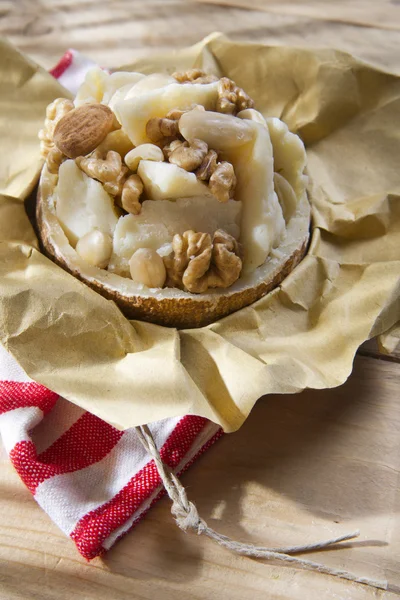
[
  {"xmin": 116, "ymin": 81, "xmax": 219, "ymax": 146},
  {"xmin": 138, "ymin": 160, "xmax": 212, "ymax": 200},
  {"xmin": 56, "ymin": 160, "xmax": 118, "ymax": 247},
  {"xmin": 180, "ymin": 110, "xmax": 286, "ymax": 273},
  {"xmin": 109, "ymin": 196, "xmax": 242, "ymax": 276}
]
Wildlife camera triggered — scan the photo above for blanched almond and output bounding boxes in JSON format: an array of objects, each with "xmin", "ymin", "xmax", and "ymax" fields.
[
  {"xmin": 76, "ymin": 230, "xmax": 113, "ymax": 268},
  {"xmin": 129, "ymin": 248, "xmax": 166, "ymax": 288}
]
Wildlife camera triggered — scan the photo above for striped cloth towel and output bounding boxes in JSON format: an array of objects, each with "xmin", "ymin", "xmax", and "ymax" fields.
[{"xmin": 0, "ymin": 51, "xmax": 222, "ymax": 560}]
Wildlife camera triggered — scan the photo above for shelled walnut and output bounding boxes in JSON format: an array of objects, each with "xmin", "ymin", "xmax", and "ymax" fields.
[
  {"xmin": 146, "ymin": 117, "xmax": 180, "ymax": 144},
  {"xmin": 145, "ymin": 106, "xmax": 204, "ymax": 146},
  {"xmin": 76, "ymin": 150, "xmax": 123, "ymax": 183},
  {"xmin": 38, "ymin": 98, "xmax": 74, "ymax": 158},
  {"xmin": 195, "ymin": 150, "xmax": 237, "ymax": 203},
  {"xmin": 46, "ymin": 147, "xmax": 64, "ymax": 175},
  {"xmin": 172, "ymin": 69, "xmax": 219, "ymax": 84},
  {"xmin": 163, "ymin": 134, "xmax": 236, "ymax": 202},
  {"xmin": 195, "ymin": 150, "xmax": 218, "ymax": 180},
  {"xmin": 164, "ymin": 229, "xmax": 242, "ymax": 293},
  {"xmin": 167, "ymin": 139, "xmax": 208, "ymax": 171},
  {"xmin": 121, "ymin": 175, "xmax": 143, "ymax": 215},
  {"xmin": 209, "ymin": 162, "xmax": 236, "ymax": 203},
  {"xmin": 76, "ymin": 150, "xmax": 144, "ymax": 215},
  {"xmin": 216, "ymin": 77, "xmax": 254, "ymax": 115}
]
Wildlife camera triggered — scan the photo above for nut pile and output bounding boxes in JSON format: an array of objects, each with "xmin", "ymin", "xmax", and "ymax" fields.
[
  {"xmin": 172, "ymin": 70, "xmax": 254, "ymax": 115},
  {"xmin": 164, "ymin": 138, "xmax": 236, "ymax": 203},
  {"xmin": 76, "ymin": 150, "xmax": 144, "ymax": 215},
  {"xmin": 146, "ymin": 112, "xmax": 237, "ymax": 203},
  {"xmin": 40, "ymin": 101, "xmax": 145, "ymax": 215},
  {"xmin": 39, "ymin": 69, "xmax": 251, "ymax": 291}
]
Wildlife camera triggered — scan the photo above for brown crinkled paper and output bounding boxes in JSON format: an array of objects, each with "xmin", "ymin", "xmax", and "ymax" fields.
[{"xmin": 0, "ymin": 34, "xmax": 399, "ymax": 433}]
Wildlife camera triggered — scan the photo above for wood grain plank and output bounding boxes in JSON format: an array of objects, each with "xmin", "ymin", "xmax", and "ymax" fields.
[
  {"xmin": 359, "ymin": 340, "xmax": 400, "ymax": 363},
  {"xmin": 1, "ymin": 355, "xmax": 399, "ymax": 599},
  {"xmin": 0, "ymin": 3, "xmax": 399, "ymax": 598},
  {"xmin": 0, "ymin": 0, "xmax": 399, "ymax": 74},
  {"xmin": 196, "ymin": 0, "xmax": 400, "ymax": 30}
]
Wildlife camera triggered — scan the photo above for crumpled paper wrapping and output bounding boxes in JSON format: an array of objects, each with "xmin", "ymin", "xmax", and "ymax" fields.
[{"xmin": 0, "ymin": 35, "xmax": 399, "ymax": 433}]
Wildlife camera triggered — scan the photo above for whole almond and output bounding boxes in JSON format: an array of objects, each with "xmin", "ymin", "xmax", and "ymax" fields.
[{"xmin": 53, "ymin": 104, "xmax": 115, "ymax": 158}]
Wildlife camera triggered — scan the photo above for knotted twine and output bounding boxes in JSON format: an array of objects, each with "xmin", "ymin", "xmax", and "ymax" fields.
[{"xmin": 136, "ymin": 424, "xmax": 387, "ymax": 591}]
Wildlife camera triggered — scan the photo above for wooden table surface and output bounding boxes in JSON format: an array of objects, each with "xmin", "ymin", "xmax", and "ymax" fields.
[{"xmin": 1, "ymin": 1, "xmax": 400, "ymax": 599}]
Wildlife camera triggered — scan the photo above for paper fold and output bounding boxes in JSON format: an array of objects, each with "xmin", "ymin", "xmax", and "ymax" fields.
[{"xmin": 0, "ymin": 35, "xmax": 399, "ymax": 432}]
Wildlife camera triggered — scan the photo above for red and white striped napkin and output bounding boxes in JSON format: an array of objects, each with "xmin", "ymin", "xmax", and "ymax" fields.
[{"xmin": 0, "ymin": 51, "xmax": 222, "ymax": 560}]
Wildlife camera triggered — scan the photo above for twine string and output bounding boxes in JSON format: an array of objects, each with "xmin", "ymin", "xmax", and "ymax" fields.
[{"xmin": 135, "ymin": 424, "xmax": 387, "ymax": 591}]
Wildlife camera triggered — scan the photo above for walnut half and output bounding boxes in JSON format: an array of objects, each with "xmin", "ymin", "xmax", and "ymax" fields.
[
  {"xmin": 146, "ymin": 117, "xmax": 180, "ymax": 144},
  {"xmin": 172, "ymin": 69, "xmax": 219, "ymax": 85},
  {"xmin": 38, "ymin": 97, "xmax": 74, "ymax": 158},
  {"xmin": 167, "ymin": 138, "xmax": 208, "ymax": 171},
  {"xmin": 164, "ymin": 229, "xmax": 242, "ymax": 294},
  {"xmin": 195, "ymin": 151, "xmax": 236, "ymax": 203},
  {"xmin": 46, "ymin": 146, "xmax": 64, "ymax": 175},
  {"xmin": 76, "ymin": 150, "xmax": 144, "ymax": 215},
  {"xmin": 76, "ymin": 150, "xmax": 123, "ymax": 183},
  {"xmin": 164, "ymin": 137, "xmax": 237, "ymax": 202},
  {"xmin": 145, "ymin": 106, "xmax": 204, "ymax": 146},
  {"xmin": 216, "ymin": 77, "xmax": 254, "ymax": 115}
]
